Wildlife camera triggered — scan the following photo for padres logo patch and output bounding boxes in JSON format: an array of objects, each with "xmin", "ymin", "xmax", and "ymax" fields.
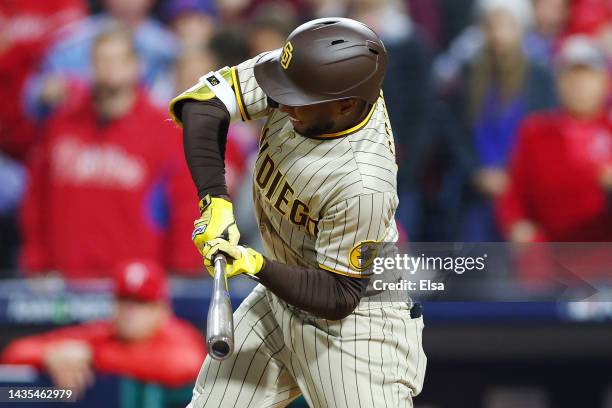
[
  {"xmin": 349, "ymin": 241, "xmax": 379, "ymax": 271},
  {"xmin": 280, "ymin": 42, "xmax": 294, "ymax": 70}
]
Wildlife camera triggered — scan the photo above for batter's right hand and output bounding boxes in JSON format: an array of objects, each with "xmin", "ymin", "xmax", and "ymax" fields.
[{"xmin": 192, "ymin": 194, "xmax": 240, "ymax": 256}]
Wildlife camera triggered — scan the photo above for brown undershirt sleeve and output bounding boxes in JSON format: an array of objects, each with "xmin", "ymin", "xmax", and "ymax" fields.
[
  {"xmin": 256, "ymin": 258, "xmax": 370, "ymax": 320},
  {"xmin": 179, "ymin": 98, "xmax": 230, "ymax": 199}
]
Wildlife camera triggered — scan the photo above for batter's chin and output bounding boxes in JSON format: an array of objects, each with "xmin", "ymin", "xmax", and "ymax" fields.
[
  {"xmin": 292, "ymin": 121, "xmax": 335, "ymax": 138},
  {"xmin": 291, "ymin": 124, "xmax": 308, "ymax": 135}
]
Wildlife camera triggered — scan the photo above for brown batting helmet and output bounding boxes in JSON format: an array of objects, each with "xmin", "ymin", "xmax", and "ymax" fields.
[{"xmin": 253, "ymin": 17, "xmax": 388, "ymax": 106}]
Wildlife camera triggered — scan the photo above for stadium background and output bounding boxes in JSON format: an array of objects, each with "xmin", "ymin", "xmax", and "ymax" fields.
[{"xmin": 1, "ymin": 0, "xmax": 612, "ymax": 407}]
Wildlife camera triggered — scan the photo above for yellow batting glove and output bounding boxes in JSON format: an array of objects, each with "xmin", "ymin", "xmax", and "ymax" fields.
[
  {"xmin": 192, "ymin": 194, "xmax": 240, "ymax": 256},
  {"xmin": 202, "ymin": 238, "xmax": 264, "ymax": 278}
]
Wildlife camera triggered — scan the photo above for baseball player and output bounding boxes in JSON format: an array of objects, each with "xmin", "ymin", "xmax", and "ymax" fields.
[{"xmin": 169, "ymin": 17, "xmax": 426, "ymax": 408}]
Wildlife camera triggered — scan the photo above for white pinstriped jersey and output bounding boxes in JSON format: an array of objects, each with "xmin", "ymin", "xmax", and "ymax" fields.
[
  {"xmin": 234, "ymin": 54, "xmax": 399, "ymax": 278},
  {"xmin": 170, "ymin": 52, "xmax": 399, "ymax": 278},
  {"xmin": 174, "ymin": 52, "xmax": 426, "ymax": 408}
]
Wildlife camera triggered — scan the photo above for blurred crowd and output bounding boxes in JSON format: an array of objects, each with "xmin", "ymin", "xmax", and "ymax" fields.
[{"xmin": 1, "ymin": 0, "xmax": 611, "ymax": 279}]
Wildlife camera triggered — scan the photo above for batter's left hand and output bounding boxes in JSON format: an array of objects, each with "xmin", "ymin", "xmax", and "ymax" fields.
[
  {"xmin": 203, "ymin": 238, "xmax": 264, "ymax": 278},
  {"xmin": 192, "ymin": 194, "xmax": 240, "ymax": 257}
]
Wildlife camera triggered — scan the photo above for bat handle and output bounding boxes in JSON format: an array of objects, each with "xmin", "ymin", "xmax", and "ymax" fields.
[
  {"xmin": 213, "ymin": 253, "xmax": 228, "ymax": 294},
  {"xmin": 206, "ymin": 253, "xmax": 234, "ymax": 360}
]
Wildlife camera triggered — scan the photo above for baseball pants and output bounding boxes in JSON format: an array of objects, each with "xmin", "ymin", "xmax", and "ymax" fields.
[{"xmin": 187, "ymin": 284, "xmax": 426, "ymax": 408}]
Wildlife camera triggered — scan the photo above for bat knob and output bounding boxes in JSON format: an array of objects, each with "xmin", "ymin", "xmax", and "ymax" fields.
[{"xmin": 208, "ymin": 336, "xmax": 234, "ymax": 360}]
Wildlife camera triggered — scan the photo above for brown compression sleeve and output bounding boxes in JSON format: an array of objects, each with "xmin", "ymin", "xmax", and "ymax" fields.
[
  {"xmin": 256, "ymin": 258, "xmax": 370, "ymax": 320},
  {"xmin": 180, "ymin": 99, "xmax": 230, "ymax": 199}
]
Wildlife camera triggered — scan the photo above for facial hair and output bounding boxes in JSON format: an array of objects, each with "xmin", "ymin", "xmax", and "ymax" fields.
[{"xmin": 294, "ymin": 120, "xmax": 335, "ymax": 138}]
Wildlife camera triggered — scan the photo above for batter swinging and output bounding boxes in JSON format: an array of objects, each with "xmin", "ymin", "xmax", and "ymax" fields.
[{"xmin": 169, "ymin": 17, "xmax": 426, "ymax": 408}]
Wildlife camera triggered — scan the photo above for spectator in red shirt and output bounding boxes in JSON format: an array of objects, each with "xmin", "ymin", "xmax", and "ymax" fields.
[
  {"xmin": 1, "ymin": 259, "xmax": 206, "ymax": 397},
  {"xmin": 20, "ymin": 26, "xmax": 201, "ymax": 278},
  {"xmin": 497, "ymin": 35, "xmax": 612, "ymax": 243}
]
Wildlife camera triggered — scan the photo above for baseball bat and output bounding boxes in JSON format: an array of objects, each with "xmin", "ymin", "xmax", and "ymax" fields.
[{"xmin": 206, "ymin": 253, "xmax": 234, "ymax": 360}]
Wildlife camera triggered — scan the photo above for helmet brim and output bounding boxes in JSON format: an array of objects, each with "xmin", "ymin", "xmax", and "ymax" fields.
[{"xmin": 254, "ymin": 49, "xmax": 342, "ymax": 107}]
